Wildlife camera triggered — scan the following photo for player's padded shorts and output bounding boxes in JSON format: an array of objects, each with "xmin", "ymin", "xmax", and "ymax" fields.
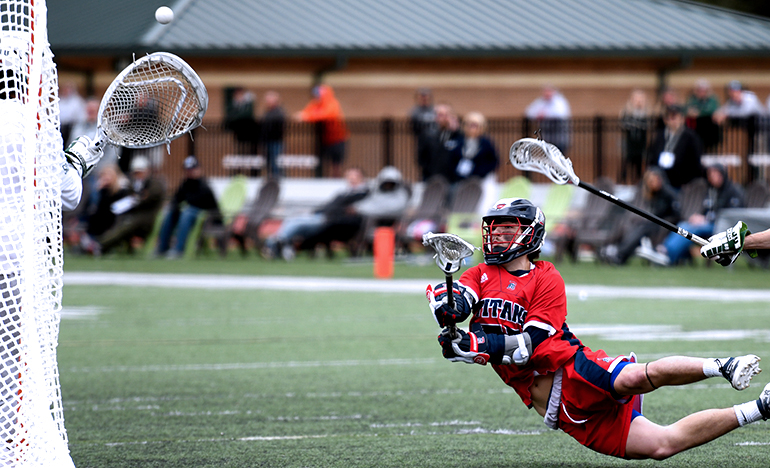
[{"xmin": 549, "ymin": 347, "xmax": 643, "ymax": 459}]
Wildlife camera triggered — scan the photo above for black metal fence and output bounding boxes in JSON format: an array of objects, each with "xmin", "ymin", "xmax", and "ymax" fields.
[{"xmin": 159, "ymin": 116, "xmax": 770, "ymax": 191}]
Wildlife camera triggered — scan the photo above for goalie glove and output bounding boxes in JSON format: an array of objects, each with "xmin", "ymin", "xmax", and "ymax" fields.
[
  {"xmin": 64, "ymin": 135, "xmax": 104, "ymax": 178},
  {"xmin": 425, "ymin": 282, "xmax": 474, "ymax": 328},
  {"xmin": 700, "ymin": 221, "xmax": 756, "ymax": 267}
]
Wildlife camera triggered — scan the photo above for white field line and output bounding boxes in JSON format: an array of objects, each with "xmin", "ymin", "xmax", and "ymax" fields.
[
  {"xmin": 63, "ymin": 272, "xmax": 770, "ymax": 302},
  {"xmin": 68, "ymin": 357, "xmax": 437, "ymax": 374},
  {"xmin": 94, "ymin": 428, "xmax": 546, "ymax": 447}
]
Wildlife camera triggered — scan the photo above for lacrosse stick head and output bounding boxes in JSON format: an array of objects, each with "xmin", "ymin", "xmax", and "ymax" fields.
[
  {"xmin": 481, "ymin": 198, "xmax": 546, "ymax": 265},
  {"xmin": 422, "ymin": 232, "xmax": 476, "ymax": 275},
  {"xmin": 98, "ymin": 52, "xmax": 208, "ymax": 149},
  {"xmin": 509, "ymin": 137, "xmax": 579, "ymax": 185}
]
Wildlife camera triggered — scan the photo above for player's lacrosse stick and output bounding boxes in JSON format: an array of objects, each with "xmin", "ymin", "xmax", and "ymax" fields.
[
  {"xmin": 509, "ymin": 136, "xmax": 708, "ymax": 246},
  {"xmin": 89, "ymin": 52, "xmax": 208, "ymax": 152},
  {"xmin": 422, "ymin": 232, "xmax": 477, "ymax": 338}
]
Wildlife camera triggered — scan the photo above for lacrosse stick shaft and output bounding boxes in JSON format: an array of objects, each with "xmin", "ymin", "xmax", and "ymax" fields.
[
  {"xmin": 577, "ymin": 181, "xmax": 708, "ymax": 246},
  {"xmin": 444, "ymin": 274, "xmax": 457, "ymax": 338}
]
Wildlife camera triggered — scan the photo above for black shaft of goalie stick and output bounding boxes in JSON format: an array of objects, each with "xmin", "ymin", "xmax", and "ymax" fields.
[{"xmin": 576, "ymin": 181, "xmax": 708, "ymax": 246}]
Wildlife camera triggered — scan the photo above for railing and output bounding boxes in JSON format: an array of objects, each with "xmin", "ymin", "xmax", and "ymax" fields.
[{"xmin": 156, "ymin": 116, "xmax": 770, "ymax": 191}]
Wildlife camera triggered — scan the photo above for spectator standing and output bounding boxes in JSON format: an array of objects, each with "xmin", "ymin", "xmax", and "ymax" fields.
[
  {"xmin": 647, "ymin": 105, "xmax": 704, "ymax": 190},
  {"xmin": 410, "ymin": 88, "xmax": 436, "ymax": 139},
  {"xmin": 417, "ymin": 103, "xmax": 463, "ymax": 182},
  {"xmin": 261, "ymin": 91, "xmax": 286, "ymax": 177},
  {"xmin": 685, "ymin": 79, "xmax": 721, "ymax": 150},
  {"xmin": 85, "ymin": 156, "xmax": 165, "ymax": 255},
  {"xmin": 619, "ymin": 89, "xmax": 650, "ymax": 184},
  {"xmin": 456, "ymin": 111, "xmax": 498, "ymax": 181},
  {"xmin": 156, "ymin": 156, "xmax": 220, "ymax": 259},
  {"xmin": 225, "ymin": 87, "xmax": 259, "ymax": 156},
  {"xmin": 639, "ymin": 164, "xmax": 745, "ymax": 266},
  {"xmin": 263, "ymin": 167, "xmax": 369, "ymax": 260},
  {"xmin": 295, "ymin": 84, "xmax": 349, "ymax": 178},
  {"xmin": 652, "ymin": 87, "xmax": 681, "ymax": 130},
  {"xmin": 58, "ymin": 82, "xmax": 86, "ymax": 148},
  {"xmin": 525, "ymin": 84, "xmax": 571, "ymax": 154},
  {"xmin": 713, "ymin": 80, "xmax": 766, "ymax": 124}
]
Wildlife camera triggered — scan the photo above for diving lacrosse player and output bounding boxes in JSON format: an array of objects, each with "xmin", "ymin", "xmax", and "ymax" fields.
[{"xmin": 427, "ymin": 198, "xmax": 770, "ymax": 460}]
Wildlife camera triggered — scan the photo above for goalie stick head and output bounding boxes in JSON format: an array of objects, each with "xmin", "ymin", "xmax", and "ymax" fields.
[
  {"xmin": 98, "ymin": 52, "xmax": 208, "ymax": 149},
  {"xmin": 482, "ymin": 198, "xmax": 546, "ymax": 265}
]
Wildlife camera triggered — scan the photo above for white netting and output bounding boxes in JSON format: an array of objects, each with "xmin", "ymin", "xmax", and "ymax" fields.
[
  {"xmin": 99, "ymin": 53, "xmax": 207, "ymax": 148},
  {"xmin": 0, "ymin": 0, "xmax": 74, "ymax": 466},
  {"xmin": 509, "ymin": 137, "xmax": 579, "ymax": 185},
  {"xmin": 422, "ymin": 232, "xmax": 476, "ymax": 275}
]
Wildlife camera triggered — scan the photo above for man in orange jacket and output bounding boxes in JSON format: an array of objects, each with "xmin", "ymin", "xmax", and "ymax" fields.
[{"xmin": 295, "ymin": 84, "xmax": 349, "ymax": 178}]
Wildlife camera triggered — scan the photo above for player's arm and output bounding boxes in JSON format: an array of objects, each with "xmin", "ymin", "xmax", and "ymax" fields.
[{"xmin": 437, "ymin": 323, "xmax": 534, "ymax": 366}]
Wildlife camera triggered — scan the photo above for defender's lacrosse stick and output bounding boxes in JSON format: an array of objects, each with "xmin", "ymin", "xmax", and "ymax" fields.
[
  {"xmin": 509, "ymin": 136, "xmax": 708, "ymax": 246},
  {"xmin": 422, "ymin": 232, "xmax": 477, "ymax": 338},
  {"xmin": 89, "ymin": 52, "xmax": 208, "ymax": 152}
]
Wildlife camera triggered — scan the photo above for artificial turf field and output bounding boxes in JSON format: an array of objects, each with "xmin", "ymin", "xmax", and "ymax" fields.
[{"xmin": 60, "ymin": 256, "xmax": 770, "ymax": 467}]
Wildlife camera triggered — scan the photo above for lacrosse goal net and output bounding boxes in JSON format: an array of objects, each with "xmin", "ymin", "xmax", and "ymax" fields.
[{"xmin": 0, "ymin": 0, "xmax": 76, "ymax": 466}]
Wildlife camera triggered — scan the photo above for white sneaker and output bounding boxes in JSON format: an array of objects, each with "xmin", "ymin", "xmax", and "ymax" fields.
[
  {"xmin": 718, "ymin": 355, "xmax": 761, "ymax": 390},
  {"xmin": 758, "ymin": 382, "xmax": 770, "ymax": 420},
  {"xmin": 634, "ymin": 242, "xmax": 670, "ymax": 266}
]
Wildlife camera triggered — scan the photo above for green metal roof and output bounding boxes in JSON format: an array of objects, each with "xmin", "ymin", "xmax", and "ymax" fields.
[{"xmin": 48, "ymin": 0, "xmax": 770, "ymax": 57}]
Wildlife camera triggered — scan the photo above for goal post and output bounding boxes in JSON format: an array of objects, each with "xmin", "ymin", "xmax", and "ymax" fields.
[{"xmin": 0, "ymin": 0, "xmax": 76, "ymax": 466}]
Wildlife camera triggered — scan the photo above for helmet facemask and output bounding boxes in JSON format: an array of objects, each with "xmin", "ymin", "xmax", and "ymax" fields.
[{"xmin": 482, "ymin": 216, "xmax": 537, "ymax": 260}]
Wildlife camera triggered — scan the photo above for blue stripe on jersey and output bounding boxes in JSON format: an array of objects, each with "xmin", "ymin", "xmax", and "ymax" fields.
[
  {"xmin": 574, "ymin": 348, "xmax": 623, "ymax": 400},
  {"xmin": 560, "ymin": 323, "xmax": 582, "ymax": 347}
]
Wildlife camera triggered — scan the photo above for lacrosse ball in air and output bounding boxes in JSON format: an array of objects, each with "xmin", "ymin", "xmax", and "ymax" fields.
[
  {"xmin": 155, "ymin": 6, "xmax": 174, "ymax": 24},
  {"xmin": 578, "ymin": 290, "xmax": 588, "ymax": 301}
]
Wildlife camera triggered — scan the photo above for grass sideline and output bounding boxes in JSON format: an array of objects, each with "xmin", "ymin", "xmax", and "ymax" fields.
[{"xmin": 58, "ymin": 260, "xmax": 770, "ymax": 467}]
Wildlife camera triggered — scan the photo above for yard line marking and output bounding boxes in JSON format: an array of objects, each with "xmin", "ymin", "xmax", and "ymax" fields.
[
  {"xmin": 736, "ymin": 441, "xmax": 770, "ymax": 446},
  {"xmin": 68, "ymin": 357, "xmax": 437, "ymax": 373},
  {"xmin": 63, "ymin": 272, "xmax": 770, "ymax": 302}
]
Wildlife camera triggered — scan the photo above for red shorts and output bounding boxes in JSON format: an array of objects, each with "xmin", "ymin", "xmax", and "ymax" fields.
[{"xmin": 556, "ymin": 347, "xmax": 642, "ymax": 458}]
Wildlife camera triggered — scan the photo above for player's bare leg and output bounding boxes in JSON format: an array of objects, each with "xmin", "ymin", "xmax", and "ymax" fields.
[
  {"xmin": 625, "ymin": 382, "xmax": 770, "ymax": 460},
  {"xmin": 614, "ymin": 355, "xmax": 761, "ymax": 395},
  {"xmin": 625, "ymin": 407, "xmax": 740, "ymax": 459}
]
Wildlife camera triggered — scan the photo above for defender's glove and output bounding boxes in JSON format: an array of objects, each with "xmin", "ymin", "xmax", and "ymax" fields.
[
  {"xmin": 700, "ymin": 221, "xmax": 756, "ymax": 266},
  {"xmin": 426, "ymin": 282, "xmax": 473, "ymax": 328},
  {"xmin": 438, "ymin": 325, "xmax": 491, "ymax": 365},
  {"xmin": 65, "ymin": 135, "xmax": 104, "ymax": 178}
]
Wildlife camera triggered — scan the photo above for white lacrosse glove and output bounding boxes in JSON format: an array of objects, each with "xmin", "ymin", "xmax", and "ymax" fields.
[
  {"xmin": 65, "ymin": 135, "xmax": 104, "ymax": 178},
  {"xmin": 700, "ymin": 221, "xmax": 755, "ymax": 267}
]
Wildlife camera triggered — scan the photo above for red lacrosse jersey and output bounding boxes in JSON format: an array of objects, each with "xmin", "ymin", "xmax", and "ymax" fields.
[{"xmin": 458, "ymin": 260, "xmax": 582, "ymax": 407}]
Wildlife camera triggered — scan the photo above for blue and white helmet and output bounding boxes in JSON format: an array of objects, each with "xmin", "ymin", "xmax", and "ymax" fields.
[{"xmin": 481, "ymin": 198, "xmax": 546, "ymax": 265}]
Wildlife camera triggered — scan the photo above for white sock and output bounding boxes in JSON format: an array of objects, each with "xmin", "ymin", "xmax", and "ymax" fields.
[
  {"xmin": 734, "ymin": 401, "xmax": 763, "ymax": 426},
  {"xmin": 703, "ymin": 358, "xmax": 725, "ymax": 378}
]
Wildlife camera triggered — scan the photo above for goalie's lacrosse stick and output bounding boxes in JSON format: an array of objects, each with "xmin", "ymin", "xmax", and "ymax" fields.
[
  {"xmin": 422, "ymin": 232, "xmax": 477, "ymax": 338},
  {"xmin": 89, "ymin": 52, "xmax": 208, "ymax": 152},
  {"xmin": 509, "ymin": 136, "xmax": 708, "ymax": 246}
]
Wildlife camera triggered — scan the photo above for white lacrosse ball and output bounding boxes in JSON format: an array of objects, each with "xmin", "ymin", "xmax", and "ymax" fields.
[{"xmin": 155, "ymin": 6, "xmax": 174, "ymax": 24}]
